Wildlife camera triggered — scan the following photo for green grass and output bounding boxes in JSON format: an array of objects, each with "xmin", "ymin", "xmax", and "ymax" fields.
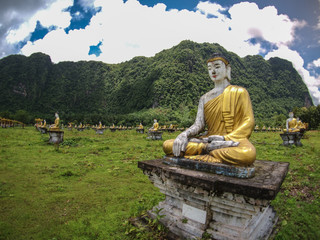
[{"xmin": 0, "ymin": 127, "xmax": 319, "ymax": 240}]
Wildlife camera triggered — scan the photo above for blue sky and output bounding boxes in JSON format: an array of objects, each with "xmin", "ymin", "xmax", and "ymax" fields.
[{"xmin": 0, "ymin": 0, "xmax": 319, "ymax": 104}]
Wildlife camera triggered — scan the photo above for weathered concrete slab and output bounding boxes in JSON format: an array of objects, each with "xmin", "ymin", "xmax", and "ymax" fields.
[
  {"xmin": 163, "ymin": 157, "xmax": 255, "ymax": 179},
  {"xmin": 138, "ymin": 159, "xmax": 289, "ymax": 201}
]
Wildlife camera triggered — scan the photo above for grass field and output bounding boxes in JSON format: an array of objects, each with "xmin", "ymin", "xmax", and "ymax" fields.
[{"xmin": 0, "ymin": 127, "xmax": 319, "ymax": 240}]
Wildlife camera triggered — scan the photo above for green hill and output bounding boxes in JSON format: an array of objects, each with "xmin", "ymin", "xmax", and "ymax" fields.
[{"xmin": 0, "ymin": 40, "xmax": 313, "ymax": 124}]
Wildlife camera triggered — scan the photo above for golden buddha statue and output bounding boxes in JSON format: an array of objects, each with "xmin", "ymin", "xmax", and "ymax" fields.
[
  {"xmin": 296, "ymin": 118, "xmax": 305, "ymax": 130},
  {"xmin": 284, "ymin": 112, "xmax": 299, "ymax": 132},
  {"xmin": 138, "ymin": 123, "xmax": 144, "ymax": 129},
  {"xmin": 163, "ymin": 53, "xmax": 256, "ymax": 166},
  {"xmin": 49, "ymin": 113, "xmax": 60, "ymax": 131},
  {"xmin": 42, "ymin": 120, "xmax": 47, "ymax": 128},
  {"xmin": 98, "ymin": 121, "xmax": 102, "ymax": 129},
  {"xmin": 262, "ymin": 125, "xmax": 266, "ymax": 131},
  {"xmin": 150, "ymin": 119, "xmax": 159, "ymax": 132}
]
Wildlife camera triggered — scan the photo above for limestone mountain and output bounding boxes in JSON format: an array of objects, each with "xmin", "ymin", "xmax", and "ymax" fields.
[{"xmin": 0, "ymin": 40, "xmax": 313, "ymax": 122}]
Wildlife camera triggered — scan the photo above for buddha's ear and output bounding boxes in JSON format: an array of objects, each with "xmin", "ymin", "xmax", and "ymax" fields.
[{"xmin": 226, "ymin": 65, "xmax": 231, "ymax": 81}]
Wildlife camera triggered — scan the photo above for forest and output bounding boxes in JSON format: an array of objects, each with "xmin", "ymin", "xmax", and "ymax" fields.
[{"xmin": 0, "ymin": 40, "xmax": 318, "ymax": 128}]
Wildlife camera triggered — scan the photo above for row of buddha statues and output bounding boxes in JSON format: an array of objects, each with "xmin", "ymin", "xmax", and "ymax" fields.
[
  {"xmin": 0, "ymin": 117, "xmax": 24, "ymax": 128},
  {"xmin": 29, "ymin": 53, "xmax": 308, "ymax": 163}
]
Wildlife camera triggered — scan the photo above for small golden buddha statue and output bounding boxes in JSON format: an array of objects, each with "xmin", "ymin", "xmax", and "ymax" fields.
[
  {"xmin": 150, "ymin": 119, "xmax": 159, "ymax": 132},
  {"xmin": 284, "ymin": 112, "xmax": 299, "ymax": 133},
  {"xmin": 49, "ymin": 113, "xmax": 61, "ymax": 131}
]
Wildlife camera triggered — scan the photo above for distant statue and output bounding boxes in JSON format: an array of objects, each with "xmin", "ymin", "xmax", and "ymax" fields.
[
  {"xmin": 150, "ymin": 119, "xmax": 159, "ymax": 132},
  {"xmin": 138, "ymin": 123, "xmax": 144, "ymax": 129},
  {"xmin": 163, "ymin": 53, "xmax": 256, "ymax": 166},
  {"xmin": 42, "ymin": 120, "xmax": 47, "ymax": 128},
  {"xmin": 296, "ymin": 118, "xmax": 305, "ymax": 130},
  {"xmin": 49, "ymin": 113, "xmax": 60, "ymax": 131},
  {"xmin": 284, "ymin": 112, "xmax": 299, "ymax": 133},
  {"xmin": 98, "ymin": 121, "xmax": 102, "ymax": 129}
]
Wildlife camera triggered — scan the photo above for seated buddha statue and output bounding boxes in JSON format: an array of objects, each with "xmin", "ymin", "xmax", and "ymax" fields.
[
  {"xmin": 163, "ymin": 53, "xmax": 256, "ymax": 166},
  {"xmin": 150, "ymin": 119, "xmax": 159, "ymax": 132},
  {"xmin": 296, "ymin": 118, "xmax": 305, "ymax": 130},
  {"xmin": 98, "ymin": 121, "xmax": 102, "ymax": 129},
  {"xmin": 138, "ymin": 123, "xmax": 144, "ymax": 129},
  {"xmin": 41, "ymin": 120, "xmax": 47, "ymax": 128},
  {"xmin": 49, "ymin": 113, "xmax": 60, "ymax": 131},
  {"xmin": 284, "ymin": 112, "xmax": 299, "ymax": 133}
]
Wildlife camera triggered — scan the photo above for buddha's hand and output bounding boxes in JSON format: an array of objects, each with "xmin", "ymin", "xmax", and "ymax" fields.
[
  {"xmin": 205, "ymin": 137, "xmax": 239, "ymax": 152},
  {"xmin": 173, "ymin": 132, "xmax": 188, "ymax": 157},
  {"xmin": 207, "ymin": 135, "xmax": 225, "ymax": 142}
]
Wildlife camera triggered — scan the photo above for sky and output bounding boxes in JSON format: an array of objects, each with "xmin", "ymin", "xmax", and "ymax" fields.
[{"xmin": 1, "ymin": 0, "xmax": 320, "ymax": 105}]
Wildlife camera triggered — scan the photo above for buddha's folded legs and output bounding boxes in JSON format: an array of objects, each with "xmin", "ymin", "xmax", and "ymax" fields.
[{"xmin": 163, "ymin": 138, "xmax": 256, "ymax": 166}]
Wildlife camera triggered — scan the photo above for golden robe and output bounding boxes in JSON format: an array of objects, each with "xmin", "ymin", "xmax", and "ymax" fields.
[
  {"xmin": 50, "ymin": 117, "xmax": 60, "ymax": 131},
  {"xmin": 284, "ymin": 118, "xmax": 299, "ymax": 132},
  {"xmin": 163, "ymin": 85, "xmax": 256, "ymax": 166}
]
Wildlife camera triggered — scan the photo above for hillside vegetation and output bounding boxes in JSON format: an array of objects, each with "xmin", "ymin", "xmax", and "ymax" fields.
[{"xmin": 0, "ymin": 40, "xmax": 313, "ymax": 125}]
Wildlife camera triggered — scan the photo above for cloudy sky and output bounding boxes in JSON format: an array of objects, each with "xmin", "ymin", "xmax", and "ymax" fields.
[{"xmin": 1, "ymin": 0, "xmax": 320, "ymax": 105}]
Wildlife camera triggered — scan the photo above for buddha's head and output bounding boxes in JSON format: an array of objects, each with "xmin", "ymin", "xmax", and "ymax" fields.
[
  {"xmin": 289, "ymin": 112, "xmax": 294, "ymax": 118},
  {"xmin": 207, "ymin": 53, "xmax": 231, "ymax": 83}
]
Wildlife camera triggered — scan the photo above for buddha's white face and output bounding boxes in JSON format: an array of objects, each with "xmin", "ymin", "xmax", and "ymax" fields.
[
  {"xmin": 207, "ymin": 60, "xmax": 228, "ymax": 82},
  {"xmin": 289, "ymin": 112, "xmax": 294, "ymax": 118}
]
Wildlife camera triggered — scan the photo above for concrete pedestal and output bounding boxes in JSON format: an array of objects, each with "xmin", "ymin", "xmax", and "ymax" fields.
[
  {"xmin": 280, "ymin": 132, "xmax": 303, "ymax": 146},
  {"xmin": 48, "ymin": 130, "xmax": 64, "ymax": 144},
  {"xmin": 96, "ymin": 129, "xmax": 104, "ymax": 134},
  {"xmin": 39, "ymin": 127, "xmax": 47, "ymax": 134},
  {"xmin": 136, "ymin": 129, "xmax": 145, "ymax": 134},
  {"xmin": 77, "ymin": 128, "xmax": 85, "ymax": 132},
  {"xmin": 147, "ymin": 131, "xmax": 163, "ymax": 140},
  {"xmin": 138, "ymin": 159, "xmax": 289, "ymax": 240},
  {"xmin": 110, "ymin": 128, "xmax": 116, "ymax": 132}
]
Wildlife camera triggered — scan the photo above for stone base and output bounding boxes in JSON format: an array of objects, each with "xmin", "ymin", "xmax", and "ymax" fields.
[
  {"xmin": 39, "ymin": 127, "xmax": 47, "ymax": 134},
  {"xmin": 96, "ymin": 129, "xmax": 104, "ymax": 134},
  {"xmin": 138, "ymin": 159, "xmax": 289, "ymax": 240},
  {"xmin": 136, "ymin": 129, "xmax": 145, "ymax": 134},
  {"xmin": 48, "ymin": 130, "xmax": 64, "ymax": 144},
  {"xmin": 167, "ymin": 129, "xmax": 176, "ymax": 133},
  {"xmin": 67, "ymin": 127, "xmax": 72, "ymax": 131},
  {"xmin": 280, "ymin": 132, "xmax": 303, "ymax": 146},
  {"xmin": 147, "ymin": 131, "xmax": 163, "ymax": 140},
  {"xmin": 110, "ymin": 128, "xmax": 116, "ymax": 132},
  {"xmin": 77, "ymin": 128, "xmax": 85, "ymax": 132},
  {"xmin": 163, "ymin": 157, "xmax": 255, "ymax": 178}
]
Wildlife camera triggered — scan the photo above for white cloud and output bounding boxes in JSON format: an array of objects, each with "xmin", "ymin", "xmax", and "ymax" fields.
[
  {"xmin": 6, "ymin": 0, "xmax": 72, "ymax": 44},
  {"xmin": 309, "ymin": 58, "xmax": 320, "ymax": 68},
  {"xmin": 14, "ymin": 0, "xmax": 319, "ymax": 104}
]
